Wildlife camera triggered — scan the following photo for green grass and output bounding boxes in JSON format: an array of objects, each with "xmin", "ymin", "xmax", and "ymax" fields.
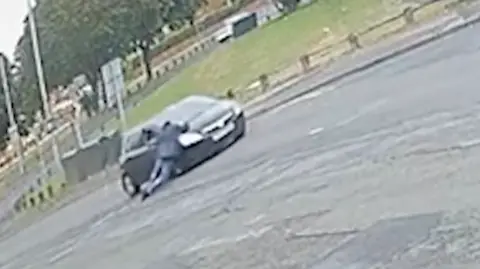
[
  {"xmin": 132, "ymin": 0, "xmax": 410, "ymax": 130},
  {"xmin": 125, "ymin": 0, "xmax": 398, "ymax": 127}
]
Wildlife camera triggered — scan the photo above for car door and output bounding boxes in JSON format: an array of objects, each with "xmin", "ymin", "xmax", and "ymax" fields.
[{"xmin": 177, "ymin": 132, "xmax": 217, "ymax": 172}]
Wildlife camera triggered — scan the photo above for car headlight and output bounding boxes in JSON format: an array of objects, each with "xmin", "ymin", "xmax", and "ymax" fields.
[
  {"xmin": 231, "ymin": 104, "xmax": 242, "ymax": 116},
  {"xmin": 221, "ymin": 100, "xmax": 243, "ymax": 116},
  {"xmin": 178, "ymin": 132, "xmax": 204, "ymax": 147}
]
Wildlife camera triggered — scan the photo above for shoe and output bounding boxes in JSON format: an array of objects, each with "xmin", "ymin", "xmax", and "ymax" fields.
[
  {"xmin": 139, "ymin": 182, "xmax": 152, "ymax": 201},
  {"xmin": 140, "ymin": 191, "xmax": 150, "ymax": 201},
  {"xmin": 140, "ymin": 182, "xmax": 151, "ymax": 193}
]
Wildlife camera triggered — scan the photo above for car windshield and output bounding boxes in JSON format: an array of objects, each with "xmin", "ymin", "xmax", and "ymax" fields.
[
  {"xmin": 157, "ymin": 96, "xmax": 217, "ymax": 124},
  {"xmin": 122, "ymin": 96, "xmax": 216, "ymax": 153},
  {"xmin": 123, "ymin": 130, "xmax": 145, "ymax": 153}
]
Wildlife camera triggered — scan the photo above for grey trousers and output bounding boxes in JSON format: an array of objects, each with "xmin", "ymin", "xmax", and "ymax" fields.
[{"xmin": 147, "ymin": 158, "xmax": 176, "ymax": 191}]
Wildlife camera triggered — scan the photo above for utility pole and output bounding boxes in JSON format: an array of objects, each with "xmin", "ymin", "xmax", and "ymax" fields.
[
  {"xmin": 0, "ymin": 55, "xmax": 25, "ymax": 174},
  {"xmin": 27, "ymin": 0, "xmax": 63, "ymax": 173}
]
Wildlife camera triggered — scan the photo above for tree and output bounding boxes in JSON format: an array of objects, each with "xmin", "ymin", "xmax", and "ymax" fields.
[
  {"xmin": 15, "ymin": 0, "xmax": 129, "ymax": 117},
  {"xmin": 13, "ymin": 0, "xmax": 209, "ymax": 119},
  {"xmin": 0, "ymin": 68, "xmax": 9, "ymax": 151},
  {"xmin": 117, "ymin": 0, "xmax": 170, "ymax": 82},
  {"xmin": 0, "ymin": 54, "xmax": 25, "ymax": 151},
  {"xmin": 13, "ymin": 34, "xmax": 45, "ymax": 124},
  {"xmin": 165, "ymin": 0, "xmax": 208, "ymax": 27},
  {"xmin": 116, "ymin": 0, "xmax": 208, "ymax": 81}
]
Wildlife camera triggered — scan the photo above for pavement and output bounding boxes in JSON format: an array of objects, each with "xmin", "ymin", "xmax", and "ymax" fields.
[{"xmin": 2, "ymin": 7, "xmax": 480, "ymax": 269}]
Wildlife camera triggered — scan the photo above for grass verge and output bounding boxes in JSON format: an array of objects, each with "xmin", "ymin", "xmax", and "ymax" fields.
[{"xmin": 124, "ymin": 0, "xmax": 404, "ymax": 127}]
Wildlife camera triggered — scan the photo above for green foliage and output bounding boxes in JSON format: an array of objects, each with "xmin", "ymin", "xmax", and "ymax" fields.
[
  {"xmin": 12, "ymin": 0, "xmax": 207, "ymax": 122},
  {"xmin": 166, "ymin": 0, "xmax": 209, "ymax": 26},
  {"xmin": 0, "ymin": 74, "xmax": 8, "ymax": 151},
  {"xmin": 115, "ymin": 0, "xmax": 171, "ymax": 81}
]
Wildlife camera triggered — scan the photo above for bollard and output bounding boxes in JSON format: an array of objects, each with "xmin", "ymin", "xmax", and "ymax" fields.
[
  {"xmin": 258, "ymin": 74, "xmax": 269, "ymax": 93},
  {"xmin": 403, "ymin": 6, "xmax": 415, "ymax": 25},
  {"xmin": 299, "ymin": 55, "xmax": 311, "ymax": 73},
  {"xmin": 225, "ymin": 89, "xmax": 235, "ymax": 99},
  {"xmin": 29, "ymin": 197, "xmax": 36, "ymax": 208},
  {"xmin": 14, "ymin": 200, "xmax": 22, "ymax": 213},
  {"xmin": 347, "ymin": 33, "xmax": 361, "ymax": 50},
  {"xmin": 38, "ymin": 191, "xmax": 45, "ymax": 204},
  {"xmin": 47, "ymin": 185, "xmax": 54, "ymax": 198}
]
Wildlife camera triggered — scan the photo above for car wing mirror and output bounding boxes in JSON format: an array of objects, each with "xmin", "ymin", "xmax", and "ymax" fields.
[{"xmin": 180, "ymin": 123, "xmax": 189, "ymax": 133}]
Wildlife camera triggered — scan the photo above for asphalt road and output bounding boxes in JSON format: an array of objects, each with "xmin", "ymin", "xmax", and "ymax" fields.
[{"xmin": 2, "ymin": 17, "xmax": 480, "ymax": 269}]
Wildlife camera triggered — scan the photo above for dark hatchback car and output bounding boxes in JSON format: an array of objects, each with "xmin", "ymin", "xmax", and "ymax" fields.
[{"xmin": 119, "ymin": 95, "xmax": 246, "ymax": 197}]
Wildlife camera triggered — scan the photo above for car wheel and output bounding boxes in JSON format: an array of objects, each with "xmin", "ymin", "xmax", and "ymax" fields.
[{"xmin": 121, "ymin": 173, "xmax": 140, "ymax": 198}]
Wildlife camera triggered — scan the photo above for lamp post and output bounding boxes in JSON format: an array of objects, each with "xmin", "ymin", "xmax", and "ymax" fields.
[
  {"xmin": 0, "ymin": 55, "xmax": 25, "ymax": 174},
  {"xmin": 26, "ymin": 0, "xmax": 63, "ymax": 172}
]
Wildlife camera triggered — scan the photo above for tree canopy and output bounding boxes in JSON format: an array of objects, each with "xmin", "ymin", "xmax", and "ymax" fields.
[
  {"xmin": 0, "ymin": 54, "xmax": 29, "ymax": 151},
  {"xmin": 0, "ymin": 57, "xmax": 10, "ymax": 151},
  {"xmin": 12, "ymin": 0, "xmax": 207, "ymax": 124}
]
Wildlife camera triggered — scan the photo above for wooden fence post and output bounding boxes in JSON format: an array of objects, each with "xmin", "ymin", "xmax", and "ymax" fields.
[
  {"xmin": 258, "ymin": 74, "xmax": 269, "ymax": 92},
  {"xmin": 347, "ymin": 33, "xmax": 361, "ymax": 50},
  {"xmin": 225, "ymin": 88, "xmax": 235, "ymax": 99},
  {"xmin": 299, "ymin": 55, "xmax": 311, "ymax": 73},
  {"xmin": 403, "ymin": 6, "xmax": 415, "ymax": 25}
]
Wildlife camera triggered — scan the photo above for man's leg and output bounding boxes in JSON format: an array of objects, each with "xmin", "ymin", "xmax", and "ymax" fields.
[
  {"xmin": 147, "ymin": 159, "xmax": 175, "ymax": 193},
  {"xmin": 141, "ymin": 158, "xmax": 163, "ymax": 193}
]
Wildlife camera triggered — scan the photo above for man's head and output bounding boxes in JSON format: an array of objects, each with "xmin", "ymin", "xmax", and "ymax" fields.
[
  {"xmin": 141, "ymin": 128, "xmax": 154, "ymax": 143},
  {"xmin": 162, "ymin": 121, "xmax": 172, "ymax": 129}
]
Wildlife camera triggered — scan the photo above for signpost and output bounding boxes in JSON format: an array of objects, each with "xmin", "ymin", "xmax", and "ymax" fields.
[{"xmin": 101, "ymin": 58, "xmax": 127, "ymax": 131}]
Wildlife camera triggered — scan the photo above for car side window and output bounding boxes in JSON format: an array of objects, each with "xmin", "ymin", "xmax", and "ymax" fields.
[
  {"xmin": 124, "ymin": 136, "xmax": 139, "ymax": 152},
  {"xmin": 124, "ymin": 132, "xmax": 149, "ymax": 152}
]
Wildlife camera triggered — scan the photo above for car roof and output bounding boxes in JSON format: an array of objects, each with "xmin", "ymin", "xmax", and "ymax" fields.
[
  {"xmin": 150, "ymin": 95, "xmax": 218, "ymax": 124},
  {"xmin": 125, "ymin": 95, "xmax": 219, "ymax": 137}
]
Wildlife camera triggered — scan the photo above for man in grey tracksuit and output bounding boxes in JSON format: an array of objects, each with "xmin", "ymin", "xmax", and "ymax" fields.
[{"xmin": 141, "ymin": 121, "xmax": 187, "ymax": 197}]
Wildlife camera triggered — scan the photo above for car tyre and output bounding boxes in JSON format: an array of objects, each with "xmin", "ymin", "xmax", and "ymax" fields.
[
  {"xmin": 237, "ymin": 114, "xmax": 247, "ymax": 139},
  {"xmin": 121, "ymin": 173, "xmax": 140, "ymax": 198}
]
